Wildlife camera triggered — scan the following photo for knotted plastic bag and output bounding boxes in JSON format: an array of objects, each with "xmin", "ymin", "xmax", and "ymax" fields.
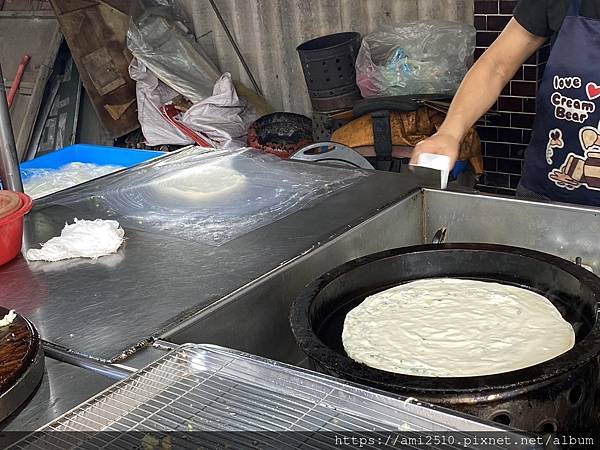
[{"xmin": 356, "ymin": 21, "xmax": 476, "ymax": 98}]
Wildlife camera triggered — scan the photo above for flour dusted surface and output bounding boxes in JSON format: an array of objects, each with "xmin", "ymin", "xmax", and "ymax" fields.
[{"xmin": 342, "ymin": 278, "xmax": 575, "ymax": 377}]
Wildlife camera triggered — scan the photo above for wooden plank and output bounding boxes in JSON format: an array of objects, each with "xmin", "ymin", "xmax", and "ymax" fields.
[
  {"xmin": 49, "ymin": 0, "xmax": 138, "ymax": 138},
  {"xmin": 0, "ymin": 10, "xmax": 56, "ymax": 18},
  {"xmin": 2, "ymin": 0, "xmax": 52, "ymax": 10},
  {"xmin": 101, "ymin": 0, "xmax": 130, "ymax": 14},
  {"xmin": 50, "ymin": 0, "xmax": 98, "ymax": 14}
]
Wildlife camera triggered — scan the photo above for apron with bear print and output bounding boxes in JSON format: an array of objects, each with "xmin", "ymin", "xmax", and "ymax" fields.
[{"xmin": 521, "ymin": 0, "xmax": 600, "ymax": 206}]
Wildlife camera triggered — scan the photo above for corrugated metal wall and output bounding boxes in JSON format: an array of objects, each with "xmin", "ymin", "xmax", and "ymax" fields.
[{"xmin": 181, "ymin": 0, "xmax": 473, "ymax": 114}]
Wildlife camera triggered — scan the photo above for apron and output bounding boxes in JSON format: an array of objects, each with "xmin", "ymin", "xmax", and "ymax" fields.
[{"xmin": 520, "ymin": 0, "xmax": 600, "ymax": 206}]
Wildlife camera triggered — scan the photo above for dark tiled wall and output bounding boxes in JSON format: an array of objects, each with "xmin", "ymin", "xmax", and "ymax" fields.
[{"xmin": 474, "ymin": 0, "xmax": 549, "ymax": 195}]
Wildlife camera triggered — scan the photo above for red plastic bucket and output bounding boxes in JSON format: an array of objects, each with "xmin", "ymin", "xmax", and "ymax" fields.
[{"xmin": 0, "ymin": 191, "xmax": 33, "ymax": 267}]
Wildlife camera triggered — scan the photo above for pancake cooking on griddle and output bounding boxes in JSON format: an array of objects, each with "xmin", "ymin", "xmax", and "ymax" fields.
[{"xmin": 342, "ymin": 278, "xmax": 575, "ymax": 377}]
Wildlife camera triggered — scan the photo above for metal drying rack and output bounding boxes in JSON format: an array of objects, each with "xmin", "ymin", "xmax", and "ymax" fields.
[{"xmin": 11, "ymin": 344, "xmax": 541, "ymax": 450}]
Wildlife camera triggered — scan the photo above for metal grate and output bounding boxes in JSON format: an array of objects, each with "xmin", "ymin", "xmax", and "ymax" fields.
[{"xmin": 13, "ymin": 344, "xmax": 540, "ymax": 450}]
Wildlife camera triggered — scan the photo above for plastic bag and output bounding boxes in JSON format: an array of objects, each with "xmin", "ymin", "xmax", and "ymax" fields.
[
  {"xmin": 179, "ymin": 73, "xmax": 255, "ymax": 148},
  {"xmin": 22, "ymin": 163, "xmax": 124, "ymax": 199},
  {"xmin": 127, "ymin": 0, "xmax": 220, "ymax": 103},
  {"xmin": 128, "ymin": 58, "xmax": 191, "ymax": 146},
  {"xmin": 42, "ymin": 148, "xmax": 368, "ymax": 246},
  {"xmin": 127, "ymin": 0, "xmax": 257, "ymax": 148},
  {"xmin": 129, "ymin": 59, "xmax": 254, "ymax": 148},
  {"xmin": 356, "ymin": 21, "xmax": 476, "ymax": 98}
]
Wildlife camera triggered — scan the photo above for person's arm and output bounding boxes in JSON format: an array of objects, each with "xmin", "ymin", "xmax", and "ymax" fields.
[{"xmin": 410, "ymin": 18, "xmax": 547, "ymax": 166}]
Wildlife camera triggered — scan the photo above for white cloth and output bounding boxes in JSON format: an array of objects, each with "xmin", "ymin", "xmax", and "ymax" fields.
[{"xmin": 26, "ymin": 219, "xmax": 125, "ymax": 262}]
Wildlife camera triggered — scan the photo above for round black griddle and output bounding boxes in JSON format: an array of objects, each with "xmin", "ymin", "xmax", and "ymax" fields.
[{"xmin": 290, "ymin": 243, "xmax": 600, "ymax": 432}]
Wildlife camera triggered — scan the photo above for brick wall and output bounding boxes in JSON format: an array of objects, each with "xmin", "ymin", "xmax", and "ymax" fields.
[{"xmin": 474, "ymin": 0, "xmax": 550, "ymax": 195}]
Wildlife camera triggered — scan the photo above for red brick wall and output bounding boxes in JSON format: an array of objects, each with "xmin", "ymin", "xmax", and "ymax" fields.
[{"xmin": 474, "ymin": 0, "xmax": 550, "ymax": 194}]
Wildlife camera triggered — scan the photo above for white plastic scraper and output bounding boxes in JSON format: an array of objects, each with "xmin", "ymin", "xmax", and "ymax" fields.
[{"xmin": 409, "ymin": 153, "xmax": 451, "ymax": 189}]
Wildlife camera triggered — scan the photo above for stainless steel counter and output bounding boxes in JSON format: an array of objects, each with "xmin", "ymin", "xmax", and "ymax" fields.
[
  {"xmin": 166, "ymin": 188, "xmax": 600, "ymax": 366},
  {"xmin": 0, "ymin": 160, "xmax": 419, "ymax": 362},
  {"xmin": 422, "ymin": 189, "xmax": 600, "ymax": 271},
  {"xmin": 3, "ymin": 180, "xmax": 600, "ymax": 432}
]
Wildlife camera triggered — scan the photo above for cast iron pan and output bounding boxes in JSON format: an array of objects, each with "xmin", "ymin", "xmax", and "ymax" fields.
[{"xmin": 247, "ymin": 112, "xmax": 313, "ymax": 158}]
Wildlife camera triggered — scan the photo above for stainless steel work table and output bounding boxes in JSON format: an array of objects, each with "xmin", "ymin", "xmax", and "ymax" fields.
[
  {"xmin": 3, "ymin": 151, "xmax": 600, "ymax": 432},
  {"xmin": 0, "ymin": 157, "xmax": 420, "ymax": 363}
]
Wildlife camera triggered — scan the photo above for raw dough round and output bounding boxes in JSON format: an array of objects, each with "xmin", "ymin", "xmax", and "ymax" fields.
[
  {"xmin": 342, "ymin": 278, "xmax": 575, "ymax": 377},
  {"xmin": 155, "ymin": 165, "xmax": 246, "ymax": 201}
]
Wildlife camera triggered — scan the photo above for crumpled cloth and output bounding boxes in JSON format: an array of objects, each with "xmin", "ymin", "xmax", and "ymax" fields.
[
  {"xmin": 332, "ymin": 107, "xmax": 483, "ymax": 174},
  {"xmin": 26, "ymin": 219, "xmax": 125, "ymax": 262}
]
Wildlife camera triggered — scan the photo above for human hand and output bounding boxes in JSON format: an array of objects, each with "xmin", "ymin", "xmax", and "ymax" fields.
[{"xmin": 410, "ymin": 132, "xmax": 461, "ymax": 168}]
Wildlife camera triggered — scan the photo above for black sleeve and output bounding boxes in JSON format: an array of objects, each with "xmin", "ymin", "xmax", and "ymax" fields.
[{"xmin": 514, "ymin": 0, "xmax": 552, "ymax": 37}]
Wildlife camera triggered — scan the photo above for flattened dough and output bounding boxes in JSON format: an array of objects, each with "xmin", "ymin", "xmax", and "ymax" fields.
[
  {"xmin": 155, "ymin": 165, "xmax": 246, "ymax": 201},
  {"xmin": 342, "ymin": 278, "xmax": 575, "ymax": 377}
]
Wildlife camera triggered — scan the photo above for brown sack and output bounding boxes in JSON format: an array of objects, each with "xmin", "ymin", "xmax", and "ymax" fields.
[{"xmin": 332, "ymin": 107, "xmax": 482, "ymax": 173}]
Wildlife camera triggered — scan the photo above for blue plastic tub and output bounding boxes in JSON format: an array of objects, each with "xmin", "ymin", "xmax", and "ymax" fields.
[{"xmin": 20, "ymin": 144, "xmax": 165, "ymax": 180}]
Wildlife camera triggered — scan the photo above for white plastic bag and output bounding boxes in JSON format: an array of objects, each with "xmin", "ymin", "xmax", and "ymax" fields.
[
  {"xmin": 356, "ymin": 21, "xmax": 476, "ymax": 98},
  {"xmin": 128, "ymin": 58, "xmax": 191, "ymax": 146},
  {"xmin": 127, "ymin": 0, "xmax": 257, "ymax": 148},
  {"xmin": 180, "ymin": 74, "xmax": 255, "ymax": 148},
  {"xmin": 129, "ymin": 59, "xmax": 254, "ymax": 147},
  {"xmin": 127, "ymin": 0, "xmax": 220, "ymax": 103}
]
